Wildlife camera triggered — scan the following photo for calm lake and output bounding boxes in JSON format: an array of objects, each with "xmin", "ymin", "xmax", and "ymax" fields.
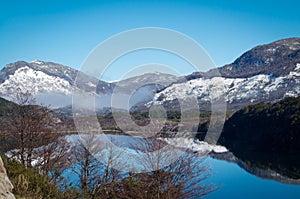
[
  {"xmin": 205, "ymin": 157, "xmax": 300, "ymax": 199},
  {"xmin": 64, "ymin": 134, "xmax": 300, "ymax": 198}
]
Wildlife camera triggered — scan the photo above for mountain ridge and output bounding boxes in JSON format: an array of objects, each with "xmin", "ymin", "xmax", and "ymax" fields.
[
  {"xmin": 151, "ymin": 38, "xmax": 300, "ymax": 111},
  {"xmin": 184, "ymin": 37, "xmax": 300, "ymax": 80},
  {"xmin": 0, "ymin": 60, "xmax": 114, "ymax": 106},
  {"xmin": 0, "ymin": 38, "xmax": 299, "ymax": 110}
]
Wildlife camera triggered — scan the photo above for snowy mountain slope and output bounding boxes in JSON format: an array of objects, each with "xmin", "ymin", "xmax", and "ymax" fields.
[
  {"xmin": 0, "ymin": 60, "xmax": 114, "ymax": 95},
  {"xmin": 0, "ymin": 66, "xmax": 72, "ymax": 96},
  {"xmin": 0, "ymin": 60, "xmax": 114, "ymax": 107},
  {"xmin": 0, "ymin": 61, "xmax": 179, "ymax": 109},
  {"xmin": 151, "ymin": 63, "xmax": 300, "ymax": 110},
  {"xmin": 149, "ymin": 38, "xmax": 300, "ymax": 110},
  {"xmin": 1, "ymin": 38, "xmax": 299, "ymax": 111}
]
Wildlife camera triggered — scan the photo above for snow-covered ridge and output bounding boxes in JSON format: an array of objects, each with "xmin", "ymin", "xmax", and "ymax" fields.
[
  {"xmin": 0, "ymin": 66, "xmax": 72, "ymax": 98},
  {"xmin": 152, "ymin": 63, "xmax": 300, "ymax": 106},
  {"xmin": 0, "ymin": 57, "xmax": 299, "ymax": 110}
]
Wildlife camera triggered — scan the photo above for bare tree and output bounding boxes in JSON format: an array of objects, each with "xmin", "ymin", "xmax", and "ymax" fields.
[
  {"xmin": 36, "ymin": 136, "xmax": 72, "ymax": 184},
  {"xmin": 120, "ymin": 138, "xmax": 215, "ymax": 199},
  {"xmin": 1, "ymin": 92, "xmax": 55, "ymax": 167},
  {"xmin": 71, "ymin": 134, "xmax": 127, "ymax": 199},
  {"xmin": 70, "ymin": 134, "xmax": 215, "ymax": 199},
  {"xmin": 92, "ymin": 136, "xmax": 128, "ymax": 198},
  {"xmin": 0, "ymin": 92, "xmax": 71, "ymax": 185},
  {"xmin": 71, "ymin": 134, "xmax": 102, "ymax": 197}
]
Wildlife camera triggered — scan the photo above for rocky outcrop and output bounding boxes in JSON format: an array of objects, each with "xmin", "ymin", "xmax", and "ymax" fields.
[{"xmin": 0, "ymin": 157, "xmax": 15, "ymax": 199}]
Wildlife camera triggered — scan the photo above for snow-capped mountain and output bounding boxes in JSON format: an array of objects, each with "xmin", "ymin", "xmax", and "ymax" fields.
[
  {"xmin": 152, "ymin": 64, "xmax": 300, "ymax": 110},
  {"xmin": 0, "ymin": 60, "xmax": 114, "ymax": 95},
  {"xmin": 187, "ymin": 37, "xmax": 300, "ymax": 80},
  {"xmin": 0, "ymin": 60, "xmax": 113, "ymax": 107},
  {"xmin": 1, "ymin": 38, "xmax": 299, "ymax": 111},
  {"xmin": 0, "ymin": 63, "xmax": 72, "ymax": 95},
  {"xmin": 0, "ymin": 61, "xmax": 179, "ymax": 109},
  {"xmin": 150, "ymin": 38, "xmax": 300, "ymax": 110}
]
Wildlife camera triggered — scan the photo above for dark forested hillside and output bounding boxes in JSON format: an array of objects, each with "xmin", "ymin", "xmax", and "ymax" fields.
[
  {"xmin": 0, "ymin": 97, "xmax": 17, "ymax": 116},
  {"xmin": 218, "ymin": 96, "xmax": 300, "ymax": 178}
]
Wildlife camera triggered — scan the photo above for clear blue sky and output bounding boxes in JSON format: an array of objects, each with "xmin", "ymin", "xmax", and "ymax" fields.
[{"xmin": 1, "ymin": 0, "xmax": 300, "ymax": 81}]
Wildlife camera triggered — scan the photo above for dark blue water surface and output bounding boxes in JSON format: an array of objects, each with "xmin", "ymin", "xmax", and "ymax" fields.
[{"xmin": 205, "ymin": 157, "xmax": 300, "ymax": 199}]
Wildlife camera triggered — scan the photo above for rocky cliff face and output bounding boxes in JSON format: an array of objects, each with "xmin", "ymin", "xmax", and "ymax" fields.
[{"xmin": 0, "ymin": 157, "xmax": 15, "ymax": 199}]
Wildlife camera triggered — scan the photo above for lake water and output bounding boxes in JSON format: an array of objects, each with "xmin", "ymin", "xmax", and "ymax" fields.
[
  {"xmin": 205, "ymin": 157, "xmax": 300, "ymax": 199},
  {"xmin": 63, "ymin": 134, "xmax": 300, "ymax": 198}
]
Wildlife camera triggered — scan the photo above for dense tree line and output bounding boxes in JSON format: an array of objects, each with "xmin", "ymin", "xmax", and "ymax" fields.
[{"xmin": 219, "ymin": 96, "xmax": 300, "ymax": 178}]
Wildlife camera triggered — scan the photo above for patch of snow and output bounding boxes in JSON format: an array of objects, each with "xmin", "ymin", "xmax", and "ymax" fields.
[
  {"xmin": 266, "ymin": 48, "xmax": 277, "ymax": 53},
  {"xmin": 162, "ymin": 138, "xmax": 228, "ymax": 154},
  {"xmin": 265, "ymin": 57, "xmax": 273, "ymax": 64},
  {"xmin": 6, "ymin": 136, "xmax": 73, "ymax": 167},
  {"xmin": 285, "ymin": 92, "xmax": 298, "ymax": 97},
  {"xmin": 295, "ymin": 63, "xmax": 300, "ymax": 71},
  {"xmin": 87, "ymin": 82, "xmax": 96, "ymax": 88},
  {"xmin": 289, "ymin": 63, "xmax": 300, "ymax": 77},
  {"xmin": 108, "ymin": 79, "xmax": 120, "ymax": 83},
  {"xmin": 289, "ymin": 46, "xmax": 299, "ymax": 50},
  {"xmin": 31, "ymin": 60, "xmax": 43, "ymax": 65}
]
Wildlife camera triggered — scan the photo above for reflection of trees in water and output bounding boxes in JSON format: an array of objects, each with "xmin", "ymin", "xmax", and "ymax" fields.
[
  {"xmin": 211, "ymin": 151, "xmax": 300, "ymax": 184},
  {"xmin": 72, "ymin": 135, "xmax": 215, "ymax": 198}
]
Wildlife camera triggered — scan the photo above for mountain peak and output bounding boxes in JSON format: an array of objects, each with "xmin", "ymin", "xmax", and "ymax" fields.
[
  {"xmin": 216, "ymin": 37, "xmax": 300, "ymax": 78},
  {"xmin": 30, "ymin": 60, "xmax": 44, "ymax": 64},
  {"xmin": 0, "ymin": 60, "xmax": 78, "ymax": 85},
  {"xmin": 0, "ymin": 60, "xmax": 114, "ymax": 107}
]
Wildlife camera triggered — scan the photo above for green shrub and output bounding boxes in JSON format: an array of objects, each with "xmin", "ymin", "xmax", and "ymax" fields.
[{"xmin": 1, "ymin": 153, "xmax": 68, "ymax": 198}]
